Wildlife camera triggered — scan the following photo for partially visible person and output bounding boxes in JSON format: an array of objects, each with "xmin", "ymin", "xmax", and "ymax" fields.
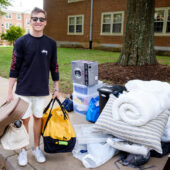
[{"xmin": 7, "ymin": 7, "xmax": 59, "ymax": 166}]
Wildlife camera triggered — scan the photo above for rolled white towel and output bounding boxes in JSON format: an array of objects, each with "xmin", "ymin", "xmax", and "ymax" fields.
[
  {"xmin": 112, "ymin": 90, "xmax": 169, "ymax": 126},
  {"xmin": 125, "ymin": 79, "xmax": 170, "ymax": 94}
]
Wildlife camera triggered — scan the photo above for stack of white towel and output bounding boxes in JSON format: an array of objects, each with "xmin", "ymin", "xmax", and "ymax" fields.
[{"xmin": 112, "ymin": 79, "xmax": 170, "ymax": 126}]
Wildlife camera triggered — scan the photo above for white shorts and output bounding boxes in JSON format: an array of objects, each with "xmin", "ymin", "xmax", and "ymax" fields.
[{"xmin": 15, "ymin": 95, "xmax": 46, "ymax": 119}]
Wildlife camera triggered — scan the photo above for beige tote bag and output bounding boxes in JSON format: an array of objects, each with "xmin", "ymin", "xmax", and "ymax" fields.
[{"xmin": 1, "ymin": 122, "xmax": 29, "ymax": 150}]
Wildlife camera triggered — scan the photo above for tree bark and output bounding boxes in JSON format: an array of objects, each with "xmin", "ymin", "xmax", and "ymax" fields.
[{"xmin": 117, "ymin": 0, "xmax": 158, "ymax": 66}]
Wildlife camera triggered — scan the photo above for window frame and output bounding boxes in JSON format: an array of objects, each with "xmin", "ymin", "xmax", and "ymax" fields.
[
  {"xmin": 154, "ymin": 7, "xmax": 170, "ymax": 36},
  {"xmin": 17, "ymin": 13, "xmax": 22, "ymax": 20},
  {"xmin": 5, "ymin": 12, "xmax": 12, "ymax": 19},
  {"xmin": 26, "ymin": 29, "xmax": 30, "ymax": 33},
  {"xmin": 68, "ymin": 0, "xmax": 84, "ymax": 3},
  {"xmin": 26, "ymin": 19, "xmax": 30, "ymax": 25},
  {"xmin": 5, "ymin": 23, "xmax": 12, "ymax": 29},
  {"xmin": 101, "ymin": 11, "xmax": 124, "ymax": 36},
  {"xmin": 67, "ymin": 15, "xmax": 84, "ymax": 35}
]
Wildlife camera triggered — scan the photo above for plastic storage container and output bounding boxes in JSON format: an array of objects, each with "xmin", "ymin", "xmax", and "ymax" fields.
[
  {"xmin": 73, "ymin": 92, "xmax": 98, "ymax": 105},
  {"xmin": 73, "ymin": 102, "xmax": 89, "ymax": 115},
  {"xmin": 73, "ymin": 92, "xmax": 99, "ymax": 115},
  {"xmin": 73, "ymin": 81, "xmax": 103, "ymax": 95}
]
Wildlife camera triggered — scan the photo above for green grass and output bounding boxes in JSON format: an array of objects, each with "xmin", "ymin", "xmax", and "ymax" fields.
[
  {"xmin": 157, "ymin": 55, "xmax": 170, "ymax": 65},
  {"xmin": 0, "ymin": 46, "xmax": 12, "ymax": 78},
  {"xmin": 0, "ymin": 46, "xmax": 169, "ymax": 94}
]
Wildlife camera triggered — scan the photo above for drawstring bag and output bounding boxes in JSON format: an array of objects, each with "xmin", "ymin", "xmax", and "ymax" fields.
[
  {"xmin": 86, "ymin": 96, "xmax": 99, "ymax": 123},
  {"xmin": 41, "ymin": 97, "xmax": 76, "ymax": 153}
]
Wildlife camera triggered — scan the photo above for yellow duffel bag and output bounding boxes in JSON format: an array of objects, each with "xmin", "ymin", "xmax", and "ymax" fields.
[{"xmin": 41, "ymin": 97, "xmax": 76, "ymax": 153}]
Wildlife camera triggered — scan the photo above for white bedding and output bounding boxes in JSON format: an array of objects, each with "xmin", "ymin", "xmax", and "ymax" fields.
[{"xmin": 112, "ymin": 90, "xmax": 170, "ymax": 126}]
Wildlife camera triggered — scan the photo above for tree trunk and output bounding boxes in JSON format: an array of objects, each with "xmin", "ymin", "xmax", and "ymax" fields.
[{"xmin": 117, "ymin": 0, "xmax": 158, "ymax": 66}]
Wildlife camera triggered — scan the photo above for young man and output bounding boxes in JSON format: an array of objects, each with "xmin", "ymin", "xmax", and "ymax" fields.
[{"xmin": 7, "ymin": 7, "xmax": 59, "ymax": 166}]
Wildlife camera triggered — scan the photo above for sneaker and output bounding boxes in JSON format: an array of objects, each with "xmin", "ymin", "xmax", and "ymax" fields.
[
  {"xmin": 32, "ymin": 146, "xmax": 46, "ymax": 163},
  {"xmin": 18, "ymin": 149, "xmax": 27, "ymax": 166}
]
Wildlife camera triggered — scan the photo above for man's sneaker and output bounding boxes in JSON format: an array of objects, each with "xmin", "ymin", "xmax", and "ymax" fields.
[
  {"xmin": 32, "ymin": 146, "xmax": 46, "ymax": 163},
  {"xmin": 18, "ymin": 149, "xmax": 27, "ymax": 166}
]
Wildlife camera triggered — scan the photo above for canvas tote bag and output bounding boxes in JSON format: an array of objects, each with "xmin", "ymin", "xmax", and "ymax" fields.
[
  {"xmin": 1, "ymin": 121, "xmax": 29, "ymax": 150},
  {"xmin": 0, "ymin": 97, "xmax": 28, "ymax": 137}
]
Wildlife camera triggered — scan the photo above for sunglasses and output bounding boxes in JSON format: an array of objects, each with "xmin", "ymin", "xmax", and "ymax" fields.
[{"xmin": 31, "ymin": 17, "xmax": 46, "ymax": 22}]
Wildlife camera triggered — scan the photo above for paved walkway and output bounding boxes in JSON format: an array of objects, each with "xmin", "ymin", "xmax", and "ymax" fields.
[{"xmin": 0, "ymin": 77, "xmax": 168, "ymax": 170}]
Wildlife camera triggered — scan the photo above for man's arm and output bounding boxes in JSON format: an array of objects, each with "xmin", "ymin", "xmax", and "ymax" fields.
[
  {"xmin": 53, "ymin": 80, "xmax": 60, "ymax": 98},
  {"xmin": 50, "ymin": 42, "xmax": 60, "ymax": 98},
  {"xmin": 7, "ymin": 38, "xmax": 24, "ymax": 101},
  {"xmin": 7, "ymin": 78, "xmax": 16, "ymax": 101}
]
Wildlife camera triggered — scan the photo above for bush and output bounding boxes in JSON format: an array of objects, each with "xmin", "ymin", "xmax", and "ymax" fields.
[{"xmin": 1, "ymin": 25, "xmax": 25, "ymax": 45}]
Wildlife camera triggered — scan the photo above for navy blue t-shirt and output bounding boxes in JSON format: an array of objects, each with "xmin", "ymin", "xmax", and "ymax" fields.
[{"xmin": 9, "ymin": 34, "xmax": 59, "ymax": 96}]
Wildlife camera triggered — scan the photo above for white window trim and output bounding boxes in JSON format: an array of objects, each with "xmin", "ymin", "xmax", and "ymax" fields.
[
  {"xmin": 154, "ymin": 7, "xmax": 170, "ymax": 36},
  {"xmin": 68, "ymin": 0, "xmax": 84, "ymax": 3},
  {"xmin": 26, "ymin": 19, "xmax": 30, "ymax": 25},
  {"xmin": 100, "ymin": 11, "xmax": 124, "ymax": 36},
  {"xmin": 5, "ymin": 13, "xmax": 12, "ymax": 19},
  {"xmin": 67, "ymin": 15, "xmax": 84, "ymax": 35},
  {"xmin": 17, "ymin": 13, "xmax": 22, "ymax": 20},
  {"xmin": 5, "ymin": 23, "xmax": 12, "ymax": 29},
  {"xmin": 5, "ymin": 23, "xmax": 9, "ymax": 29}
]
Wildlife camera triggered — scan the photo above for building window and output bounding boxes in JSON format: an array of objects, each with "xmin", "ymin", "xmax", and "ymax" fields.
[
  {"xmin": 154, "ymin": 8, "xmax": 170, "ymax": 35},
  {"xmin": 26, "ymin": 29, "xmax": 30, "ymax": 33},
  {"xmin": 101, "ymin": 12, "xmax": 124, "ymax": 35},
  {"xmin": 68, "ymin": 0, "xmax": 84, "ymax": 3},
  {"xmin": 166, "ymin": 10, "xmax": 170, "ymax": 33},
  {"xmin": 16, "ymin": 23, "xmax": 22, "ymax": 27},
  {"xmin": 1, "ymin": 24, "xmax": 4, "ymax": 33},
  {"xmin": 68, "ymin": 15, "xmax": 84, "ymax": 35},
  {"xmin": 17, "ymin": 13, "xmax": 22, "ymax": 20},
  {"xmin": 26, "ymin": 19, "xmax": 30, "ymax": 25},
  {"xmin": 154, "ymin": 10, "xmax": 164, "ymax": 33},
  {"xmin": 5, "ymin": 13, "xmax": 12, "ymax": 19},
  {"xmin": 5, "ymin": 23, "xmax": 12, "ymax": 29}
]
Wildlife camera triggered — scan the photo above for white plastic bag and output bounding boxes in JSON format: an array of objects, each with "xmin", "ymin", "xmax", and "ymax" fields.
[
  {"xmin": 74, "ymin": 124, "xmax": 111, "ymax": 144},
  {"xmin": 73, "ymin": 124, "xmax": 118, "ymax": 168},
  {"xmin": 82, "ymin": 143, "xmax": 118, "ymax": 168}
]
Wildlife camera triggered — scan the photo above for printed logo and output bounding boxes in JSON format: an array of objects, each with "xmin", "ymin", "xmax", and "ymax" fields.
[
  {"xmin": 11, "ymin": 50, "xmax": 17, "ymax": 70},
  {"xmin": 41, "ymin": 49, "xmax": 48, "ymax": 55}
]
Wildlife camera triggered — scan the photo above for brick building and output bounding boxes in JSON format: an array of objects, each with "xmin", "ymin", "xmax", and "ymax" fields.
[
  {"xmin": 0, "ymin": 10, "xmax": 31, "ymax": 44},
  {"xmin": 44, "ymin": 0, "xmax": 170, "ymax": 54}
]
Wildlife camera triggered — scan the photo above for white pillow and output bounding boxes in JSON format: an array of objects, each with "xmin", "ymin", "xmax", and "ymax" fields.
[{"xmin": 93, "ymin": 95, "xmax": 169, "ymax": 153}]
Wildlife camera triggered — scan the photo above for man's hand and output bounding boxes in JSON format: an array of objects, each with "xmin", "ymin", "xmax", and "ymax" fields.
[
  {"xmin": 53, "ymin": 81, "xmax": 59, "ymax": 99},
  {"xmin": 7, "ymin": 78, "xmax": 16, "ymax": 102},
  {"xmin": 52, "ymin": 90, "xmax": 60, "ymax": 99},
  {"xmin": 6, "ymin": 92, "xmax": 14, "ymax": 102}
]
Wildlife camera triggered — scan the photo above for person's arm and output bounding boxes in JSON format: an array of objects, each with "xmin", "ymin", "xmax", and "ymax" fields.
[
  {"xmin": 7, "ymin": 78, "xmax": 17, "ymax": 101},
  {"xmin": 7, "ymin": 39, "xmax": 23, "ymax": 101},
  {"xmin": 53, "ymin": 80, "xmax": 59, "ymax": 98},
  {"xmin": 50, "ymin": 42, "xmax": 60, "ymax": 98}
]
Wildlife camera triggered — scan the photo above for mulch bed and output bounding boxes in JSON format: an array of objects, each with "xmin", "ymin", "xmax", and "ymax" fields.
[{"xmin": 99, "ymin": 63, "xmax": 170, "ymax": 85}]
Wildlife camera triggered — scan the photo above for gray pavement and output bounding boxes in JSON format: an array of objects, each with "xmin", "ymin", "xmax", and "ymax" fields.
[{"xmin": 0, "ymin": 76, "xmax": 168, "ymax": 170}]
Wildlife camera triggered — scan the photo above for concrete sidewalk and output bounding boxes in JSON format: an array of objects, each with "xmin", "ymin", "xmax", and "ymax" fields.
[{"xmin": 0, "ymin": 77, "xmax": 168, "ymax": 170}]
